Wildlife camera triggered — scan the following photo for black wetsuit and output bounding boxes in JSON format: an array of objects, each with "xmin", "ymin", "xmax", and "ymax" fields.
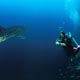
[
  {"xmin": 60, "ymin": 36, "xmax": 80, "ymax": 58},
  {"xmin": 61, "ymin": 37, "xmax": 75, "ymax": 57}
]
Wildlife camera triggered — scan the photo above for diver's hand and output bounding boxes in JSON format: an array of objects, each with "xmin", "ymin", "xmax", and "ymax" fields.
[
  {"xmin": 56, "ymin": 41, "xmax": 60, "ymax": 45},
  {"xmin": 60, "ymin": 43, "xmax": 66, "ymax": 46},
  {"xmin": 56, "ymin": 41, "xmax": 66, "ymax": 46}
]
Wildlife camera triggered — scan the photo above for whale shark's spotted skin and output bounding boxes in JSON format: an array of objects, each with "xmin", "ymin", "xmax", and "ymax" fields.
[{"xmin": 0, "ymin": 26, "xmax": 26, "ymax": 43}]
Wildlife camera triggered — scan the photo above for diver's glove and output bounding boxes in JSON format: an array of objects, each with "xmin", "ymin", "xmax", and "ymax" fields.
[
  {"xmin": 55, "ymin": 39, "xmax": 61, "ymax": 45},
  {"xmin": 56, "ymin": 41, "xmax": 60, "ymax": 45},
  {"xmin": 56, "ymin": 39, "xmax": 60, "ymax": 45},
  {"xmin": 56, "ymin": 41, "xmax": 66, "ymax": 46}
]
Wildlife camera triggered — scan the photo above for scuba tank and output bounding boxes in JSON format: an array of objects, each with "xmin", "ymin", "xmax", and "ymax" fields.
[{"xmin": 66, "ymin": 32, "xmax": 78, "ymax": 47}]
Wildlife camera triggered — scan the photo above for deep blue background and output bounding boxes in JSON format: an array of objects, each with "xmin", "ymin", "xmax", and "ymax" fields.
[{"xmin": 0, "ymin": 0, "xmax": 80, "ymax": 80}]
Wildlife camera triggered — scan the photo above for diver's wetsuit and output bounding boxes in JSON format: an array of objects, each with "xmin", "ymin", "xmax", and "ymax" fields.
[{"xmin": 59, "ymin": 36, "xmax": 79, "ymax": 58}]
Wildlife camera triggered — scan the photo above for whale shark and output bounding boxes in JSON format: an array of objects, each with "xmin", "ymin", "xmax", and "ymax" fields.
[{"xmin": 0, "ymin": 26, "xmax": 27, "ymax": 43}]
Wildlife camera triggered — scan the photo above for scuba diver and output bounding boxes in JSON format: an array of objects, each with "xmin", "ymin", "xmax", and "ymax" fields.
[
  {"xmin": 56, "ymin": 31, "xmax": 80, "ymax": 62},
  {"xmin": 0, "ymin": 26, "xmax": 26, "ymax": 43}
]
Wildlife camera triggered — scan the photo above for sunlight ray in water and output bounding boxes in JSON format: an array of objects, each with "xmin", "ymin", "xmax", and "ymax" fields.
[{"xmin": 65, "ymin": 0, "xmax": 79, "ymax": 30}]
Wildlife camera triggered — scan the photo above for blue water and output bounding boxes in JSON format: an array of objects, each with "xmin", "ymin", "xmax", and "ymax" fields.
[{"xmin": 0, "ymin": 0, "xmax": 80, "ymax": 80}]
